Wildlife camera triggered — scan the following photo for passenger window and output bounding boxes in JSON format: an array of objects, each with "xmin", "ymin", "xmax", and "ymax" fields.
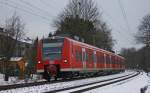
[
  {"xmin": 109, "ymin": 56, "xmax": 111, "ymax": 63},
  {"xmin": 106, "ymin": 55, "xmax": 110, "ymax": 64},
  {"xmin": 89, "ymin": 53, "xmax": 92, "ymax": 62},
  {"xmin": 75, "ymin": 50, "xmax": 80, "ymax": 62},
  {"xmin": 100, "ymin": 53, "xmax": 104, "ymax": 63},
  {"xmin": 86, "ymin": 52, "xmax": 88, "ymax": 61},
  {"xmin": 79, "ymin": 51, "xmax": 82, "ymax": 61},
  {"xmin": 97, "ymin": 54, "xmax": 100, "ymax": 63}
]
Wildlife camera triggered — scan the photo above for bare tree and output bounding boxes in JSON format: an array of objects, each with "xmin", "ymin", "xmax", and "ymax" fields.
[
  {"xmin": 54, "ymin": 0, "xmax": 100, "ymax": 29},
  {"xmin": 135, "ymin": 14, "xmax": 150, "ymax": 47},
  {"xmin": 53, "ymin": 0, "xmax": 114, "ymax": 50},
  {"xmin": 65, "ymin": 0, "xmax": 99, "ymax": 22},
  {"xmin": 135, "ymin": 14, "xmax": 150, "ymax": 71},
  {"xmin": 0, "ymin": 13, "xmax": 25, "ymax": 81},
  {"xmin": 120, "ymin": 48, "xmax": 137, "ymax": 69}
]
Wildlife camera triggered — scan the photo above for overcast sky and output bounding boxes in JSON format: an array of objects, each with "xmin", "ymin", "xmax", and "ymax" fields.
[{"xmin": 0, "ymin": 0, "xmax": 150, "ymax": 52}]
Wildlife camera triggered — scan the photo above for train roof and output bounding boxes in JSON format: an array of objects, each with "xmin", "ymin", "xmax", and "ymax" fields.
[
  {"xmin": 65, "ymin": 37, "xmax": 125, "ymax": 59},
  {"xmin": 43, "ymin": 36, "xmax": 124, "ymax": 59}
]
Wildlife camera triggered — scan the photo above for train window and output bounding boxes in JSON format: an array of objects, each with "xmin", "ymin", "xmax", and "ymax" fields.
[
  {"xmin": 75, "ymin": 48, "xmax": 82, "ymax": 62},
  {"xmin": 115, "ymin": 58, "xmax": 117, "ymax": 65},
  {"xmin": 42, "ymin": 38, "xmax": 64, "ymax": 43},
  {"xmin": 79, "ymin": 51, "xmax": 82, "ymax": 61},
  {"xmin": 85, "ymin": 52, "xmax": 87, "ymax": 62},
  {"xmin": 43, "ymin": 47, "xmax": 62, "ymax": 60},
  {"xmin": 120, "ymin": 59, "xmax": 122, "ymax": 66},
  {"xmin": 106, "ymin": 55, "xmax": 109, "ymax": 64},
  {"xmin": 109, "ymin": 56, "xmax": 111, "ymax": 64},
  {"xmin": 87, "ymin": 53, "xmax": 90, "ymax": 62},
  {"xmin": 71, "ymin": 43, "xmax": 74, "ymax": 57},
  {"xmin": 84, "ymin": 52, "xmax": 86, "ymax": 61},
  {"xmin": 113, "ymin": 56, "xmax": 115, "ymax": 64},
  {"xmin": 111, "ymin": 56, "xmax": 113, "ymax": 64},
  {"xmin": 86, "ymin": 52, "xmax": 88, "ymax": 62},
  {"xmin": 122, "ymin": 60, "xmax": 125, "ymax": 67},
  {"xmin": 75, "ymin": 50, "xmax": 80, "ymax": 61},
  {"xmin": 118, "ymin": 59, "xmax": 120, "ymax": 65},
  {"xmin": 92, "ymin": 54, "xmax": 94, "ymax": 62},
  {"xmin": 113, "ymin": 57, "xmax": 115, "ymax": 64},
  {"xmin": 104, "ymin": 54, "xmax": 106, "ymax": 64},
  {"xmin": 107, "ymin": 55, "xmax": 109, "ymax": 64},
  {"xmin": 42, "ymin": 38, "xmax": 64, "ymax": 61},
  {"xmin": 82, "ymin": 51, "xmax": 87, "ymax": 62},
  {"xmin": 106, "ymin": 55, "xmax": 111, "ymax": 64},
  {"xmin": 115, "ymin": 57, "xmax": 117, "ymax": 65},
  {"xmin": 97, "ymin": 53, "xmax": 100, "ymax": 63},
  {"xmin": 101, "ymin": 53, "xmax": 104, "ymax": 63},
  {"xmin": 75, "ymin": 51, "xmax": 78, "ymax": 61},
  {"xmin": 89, "ymin": 53, "xmax": 93, "ymax": 62},
  {"xmin": 87, "ymin": 51, "xmax": 91, "ymax": 62},
  {"xmin": 92, "ymin": 53, "xmax": 94, "ymax": 62},
  {"xmin": 99, "ymin": 54, "xmax": 101, "ymax": 63},
  {"xmin": 117, "ymin": 58, "xmax": 119, "ymax": 65}
]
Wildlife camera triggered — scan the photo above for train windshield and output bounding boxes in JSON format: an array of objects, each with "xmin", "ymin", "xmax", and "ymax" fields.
[{"xmin": 42, "ymin": 38, "xmax": 64, "ymax": 60}]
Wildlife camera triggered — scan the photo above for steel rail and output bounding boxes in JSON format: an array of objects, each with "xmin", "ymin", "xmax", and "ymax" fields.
[
  {"xmin": 45, "ymin": 72, "xmax": 139, "ymax": 93},
  {"xmin": 0, "ymin": 72, "xmax": 128, "ymax": 91}
]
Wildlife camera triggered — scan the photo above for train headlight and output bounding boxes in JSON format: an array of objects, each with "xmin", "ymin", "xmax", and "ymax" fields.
[
  {"xmin": 63, "ymin": 59, "xmax": 68, "ymax": 63},
  {"xmin": 38, "ymin": 61, "xmax": 41, "ymax": 63}
]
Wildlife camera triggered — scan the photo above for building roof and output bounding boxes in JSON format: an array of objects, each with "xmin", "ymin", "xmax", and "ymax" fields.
[{"xmin": 10, "ymin": 57, "xmax": 23, "ymax": 62}]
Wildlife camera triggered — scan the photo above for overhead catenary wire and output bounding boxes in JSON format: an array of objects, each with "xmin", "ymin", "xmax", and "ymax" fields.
[
  {"xmin": 1, "ymin": 0, "xmax": 134, "ymax": 49},
  {"xmin": 0, "ymin": 0, "xmax": 51, "ymax": 24},
  {"xmin": 11, "ymin": 0, "xmax": 45, "ymax": 17},
  {"xmin": 117, "ymin": 0, "xmax": 135, "ymax": 46},
  {"xmin": 98, "ymin": 2, "xmax": 133, "ymax": 44},
  {"xmin": 19, "ymin": 0, "xmax": 54, "ymax": 18},
  {"xmin": 39, "ymin": 0, "xmax": 57, "ymax": 10},
  {"xmin": 117, "ymin": 0, "xmax": 132, "ymax": 34}
]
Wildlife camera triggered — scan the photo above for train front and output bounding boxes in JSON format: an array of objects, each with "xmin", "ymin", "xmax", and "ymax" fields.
[{"xmin": 36, "ymin": 37, "xmax": 64, "ymax": 81}]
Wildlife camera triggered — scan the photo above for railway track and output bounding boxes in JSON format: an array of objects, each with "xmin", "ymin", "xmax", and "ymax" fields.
[
  {"xmin": 45, "ymin": 71, "xmax": 140, "ymax": 93},
  {"xmin": 0, "ymin": 71, "xmax": 139, "ymax": 92},
  {"xmin": 0, "ymin": 72, "xmax": 122, "ymax": 91}
]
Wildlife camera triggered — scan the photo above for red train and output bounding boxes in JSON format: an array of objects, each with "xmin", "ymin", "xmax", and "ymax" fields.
[{"xmin": 36, "ymin": 36, "xmax": 125, "ymax": 81}]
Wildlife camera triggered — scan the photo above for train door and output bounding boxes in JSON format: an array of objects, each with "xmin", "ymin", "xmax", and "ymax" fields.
[
  {"xmin": 93, "ymin": 51, "xmax": 97, "ymax": 69},
  {"xmin": 82, "ymin": 48, "xmax": 86, "ymax": 70},
  {"xmin": 104, "ymin": 54, "xmax": 106, "ymax": 69},
  {"xmin": 109, "ymin": 55, "xmax": 112, "ymax": 69}
]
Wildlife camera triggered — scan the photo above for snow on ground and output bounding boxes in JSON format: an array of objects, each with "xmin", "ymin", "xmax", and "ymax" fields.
[
  {"xmin": 85, "ymin": 72, "xmax": 149, "ymax": 93},
  {"xmin": 0, "ymin": 73, "xmax": 46, "ymax": 86},
  {"xmin": 146, "ymin": 86, "xmax": 150, "ymax": 93},
  {"xmin": 145, "ymin": 73, "xmax": 150, "ymax": 93},
  {"xmin": 0, "ymin": 70, "xmax": 135, "ymax": 93},
  {"xmin": 0, "ymin": 74, "xmax": 25, "ymax": 86}
]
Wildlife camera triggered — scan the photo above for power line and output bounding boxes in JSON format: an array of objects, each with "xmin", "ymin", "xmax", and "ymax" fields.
[
  {"xmin": 39, "ymin": 0, "xmax": 56, "ymax": 10},
  {"xmin": 117, "ymin": 0, "xmax": 135, "ymax": 45},
  {"xmin": 0, "ymin": 0, "xmax": 51, "ymax": 24},
  {"xmin": 99, "ymin": 3, "xmax": 129, "ymax": 34},
  {"xmin": 11, "ymin": 0, "xmax": 42, "ymax": 16},
  {"xmin": 118, "ymin": 0, "xmax": 131, "ymax": 34},
  {"xmin": 98, "ymin": 2, "xmax": 133, "ymax": 43},
  {"xmin": 97, "ymin": 1, "xmax": 136, "ymax": 52},
  {"xmin": 19, "ymin": 0, "xmax": 53, "ymax": 18}
]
